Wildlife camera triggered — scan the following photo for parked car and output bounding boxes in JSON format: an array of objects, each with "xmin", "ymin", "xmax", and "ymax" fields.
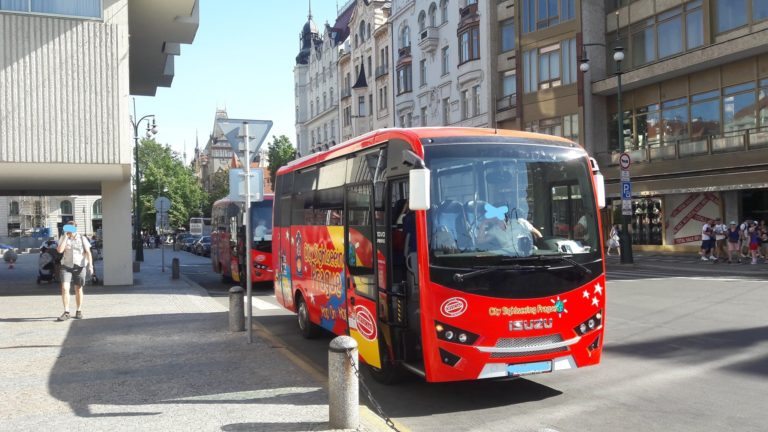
[
  {"xmin": 193, "ymin": 236, "xmax": 211, "ymax": 257},
  {"xmin": 181, "ymin": 235, "xmax": 200, "ymax": 252}
]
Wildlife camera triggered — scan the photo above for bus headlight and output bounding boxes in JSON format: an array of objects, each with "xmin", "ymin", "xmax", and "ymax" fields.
[
  {"xmin": 574, "ymin": 310, "xmax": 602, "ymax": 336},
  {"xmin": 435, "ymin": 321, "xmax": 479, "ymax": 345}
]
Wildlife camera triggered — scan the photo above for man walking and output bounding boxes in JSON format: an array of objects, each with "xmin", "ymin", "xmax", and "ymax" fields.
[
  {"xmin": 56, "ymin": 222, "xmax": 93, "ymax": 321},
  {"xmin": 712, "ymin": 217, "xmax": 727, "ymax": 262},
  {"xmin": 700, "ymin": 219, "xmax": 716, "ymax": 261}
]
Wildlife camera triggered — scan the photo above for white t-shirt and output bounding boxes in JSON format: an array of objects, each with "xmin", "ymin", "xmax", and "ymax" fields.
[
  {"xmin": 60, "ymin": 233, "xmax": 91, "ymax": 268},
  {"xmin": 701, "ymin": 223, "xmax": 712, "ymax": 241},
  {"xmin": 713, "ymin": 223, "xmax": 727, "ymax": 240}
]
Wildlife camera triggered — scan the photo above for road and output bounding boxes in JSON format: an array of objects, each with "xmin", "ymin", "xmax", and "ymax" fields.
[{"xmin": 184, "ymin": 254, "xmax": 768, "ymax": 432}]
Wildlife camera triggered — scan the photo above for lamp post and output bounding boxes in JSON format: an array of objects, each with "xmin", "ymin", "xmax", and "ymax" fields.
[
  {"xmin": 130, "ymin": 98, "xmax": 158, "ymax": 263},
  {"xmin": 579, "ymin": 41, "xmax": 633, "ymax": 263}
]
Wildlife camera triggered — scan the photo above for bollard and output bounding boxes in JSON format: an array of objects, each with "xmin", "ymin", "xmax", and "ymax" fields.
[
  {"xmin": 228, "ymin": 286, "xmax": 245, "ymax": 332},
  {"xmin": 328, "ymin": 335, "xmax": 359, "ymax": 430},
  {"xmin": 171, "ymin": 258, "xmax": 180, "ymax": 279}
]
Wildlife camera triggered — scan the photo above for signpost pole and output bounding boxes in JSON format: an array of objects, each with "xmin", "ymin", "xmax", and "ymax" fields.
[
  {"xmin": 244, "ymin": 122, "xmax": 253, "ymax": 344},
  {"xmin": 161, "ymin": 201, "xmax": 165, "ymax": 272}
]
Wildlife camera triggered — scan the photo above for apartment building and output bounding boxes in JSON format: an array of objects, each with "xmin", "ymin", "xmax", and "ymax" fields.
[{"xmin": 0, "ymin": 1, "xmax": 199, "ymax": 284}]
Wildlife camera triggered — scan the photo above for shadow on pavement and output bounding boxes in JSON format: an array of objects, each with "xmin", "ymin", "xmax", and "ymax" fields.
[
  {"xmin": 222, "ymin": 422, "xmax": 327, "ymax": 431},
  {"xmin": 604, "ymin": 325, "xmax": 768, "ymax": 378},
  {"xmin": 49, "ymin": 311, "xmax": 323, "ymax": 418}
]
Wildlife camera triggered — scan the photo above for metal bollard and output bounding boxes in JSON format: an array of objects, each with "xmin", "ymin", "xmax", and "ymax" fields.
[
  {"xmin": 328, "ymin": 336, "xmax": 359, "ymax": 430},
  {"xmin": 228, "ymin": 286, "xmax": 245, "ymax": 332},
  {"xmin": 171, "ymin": 258, "xmax": 180, "ymax": 279}
]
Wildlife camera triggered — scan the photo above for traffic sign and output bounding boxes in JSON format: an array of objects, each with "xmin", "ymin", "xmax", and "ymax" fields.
[
  {"xmin": 619, "ymin": 153, "xmax": 631, "ymax": 170},
  {"xmin": 622, "ymin": 199, "xmax": 633, "ymax": 215},
  {"xmin": 620, "ymin": 170, "xmax": 631, "ymax": 181},
  {"xmin": 621, "ymin": 181, "xmax": 632, "ymax": 200},
  {"xmin": 154, "ymin": 196, "xmax": 170, "ymax": 212}
]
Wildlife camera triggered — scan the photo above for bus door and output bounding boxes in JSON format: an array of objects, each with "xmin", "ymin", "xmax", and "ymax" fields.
[
  {"xmin": 344, "ymin": 183, "xmax": 381, "ymax": 368},
  {"xmin": 275, "ymin": 194, "xmax": 293, "ymax": 308}
]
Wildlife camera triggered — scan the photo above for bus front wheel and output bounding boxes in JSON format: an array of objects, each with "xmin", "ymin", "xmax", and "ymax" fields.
[{"xmin": 296, "ymin": 295, "xmax": 320, "ymax": 339}]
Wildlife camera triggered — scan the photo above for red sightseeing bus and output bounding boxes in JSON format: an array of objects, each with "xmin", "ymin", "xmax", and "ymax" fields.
[
  {"xmin": 273, "ymin": 128, "xmax": 607, "ymax": 383},
  {"xmin": 210, "ymin": 195, "xmax": 274, "ymax": 284}
]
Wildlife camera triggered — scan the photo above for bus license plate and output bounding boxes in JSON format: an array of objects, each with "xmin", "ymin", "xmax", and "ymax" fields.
[{"xmin": 508, "ymin": 361, "xmax": 552, "ymax": 376}]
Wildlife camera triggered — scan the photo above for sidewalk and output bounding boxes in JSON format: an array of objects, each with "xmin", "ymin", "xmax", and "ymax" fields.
[
  {"xmin": 605, "ymin": 250, "xmax": 768, "ymax": 278},
  {"xmin": 0, "ymin": 248, "xmax": 389, "ymax": 432}
]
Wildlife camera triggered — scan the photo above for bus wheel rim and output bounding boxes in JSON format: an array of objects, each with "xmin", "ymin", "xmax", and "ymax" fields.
[{"xmin": 298, "ymin": 302, "xmax": 307, "ymax": 330}]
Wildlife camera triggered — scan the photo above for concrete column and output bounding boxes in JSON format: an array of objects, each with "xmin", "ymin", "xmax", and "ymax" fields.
[{"xmin": 101, "ymin": 180, "xmax": 133, "ymax": 285}]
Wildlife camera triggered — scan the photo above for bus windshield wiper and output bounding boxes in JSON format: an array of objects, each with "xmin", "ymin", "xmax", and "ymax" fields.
[
  {"xmin": 501, "ymin": 255, "xmax": 593, "ymax": 276},
  {"xmin": 452, "ymin": 264, "xmax": 544, "ymax": 283}
]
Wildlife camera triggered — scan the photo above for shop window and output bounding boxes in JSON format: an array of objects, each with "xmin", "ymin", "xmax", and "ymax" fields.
[{"xmin": 631, "ymin": 198, "xmax": 663, "ymax": 245}]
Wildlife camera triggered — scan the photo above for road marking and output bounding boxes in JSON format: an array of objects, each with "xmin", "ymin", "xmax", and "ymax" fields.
[{"xmin": 250, "ymin": 297, "xmax": 281, "ymax": 310}]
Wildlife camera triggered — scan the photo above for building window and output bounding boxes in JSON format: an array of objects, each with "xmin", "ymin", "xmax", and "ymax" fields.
[
  {"xmin": 323, "ymin": 93, "xmax": 327, "ymax": 110},
  {"xmin": 440, "ymin": 0, "xmax": 448, "ymax": 24},
  {"xmin": 368, "ymin": 56, "xmax": 372, "ymax": 77},
  {"xmin": 563, "ymin": 114, "xmax": 579, "ymax": 142},
  {"xmin": 397, "ymin": 65, "xmax": 412, "ymax": 94},
  {"xmin": 756, "ymin": 0, "xmax": 768, "ymax": 21},
  {"xmin": 458, "ymin": 26, "xmax": 480, "ymax": 64},
  {"xmin": 429, "ymin": 3, "xmax": 437, "ymax": 27},
  {"xmin": 358, "ymin": 96, "xmax": 366, "ymax": 117},
  {"xmin": 421, "ymin": 106, "xmax": 428, "ymax": 126},
  {"xmin": 9, "ymin": 201, "xmax": 19, "ymax": 216},
  {"xmin": 522, "ymin": 50, "xmax": 537, "ymax": 93},
  {"xmin": 0, "ymin": 0, "xmax": 102, "ymax": 18},
  {"xmin": 760, "ymin": 79, "xmax": 768, "ymax": 128},
  {"xmin": 442, "ymin": 97, "xmax": 451, "ymax": 125},
  {"xmin": 359, "ymin": 21, "xmax": 367, "ymax": 42},
  {"xmin": 418, "ymin": 10, "xmax": 427, "ymax": 32},
  {"xmin": 538, "ymin": 117, "xmax": 563, "ymax": 137},
  {"xmin": 60, "ymin": 200, "xmax": 72, "ymax": 215},
  {"xmin": 344, "ymin": 106, "xmax": 352, "ymax": 127},
  {"xmin": 717, "ymin": 0, "xmax": 748, "ymax": 33},
  {"xmin": 723, "ymin": 82, "xmax": 757, "ymax": 133},
  {"xmin": 472, "ymin": 85, "xmax": 481, "ymax": 117},
  {"xmin": 500, "ymin": 19, "xmax": 515, "ymax": 53},
  {"xmin": 461, "ymin": 89, "xmax": 469, "ymax": 120},
  {"xmin": 561, "ymin": 38, "xmax": 577, "ymax": 85},
  {"xmin": 401, "ymin": 26, "xmax": 411, "ymax": 48},
  {"xmin": 690, "ymin": 90, "xmax": 720, "ymax": 139},
  {"xmin": 501, "ymin": 70, "xmax": 516, "ymax": 97},
  {"xmin": 538, "ymin": 44, "xmax": 561, "ymax": 89},
  {"xmin": 661, "ymin": 97, "xmax": 689, "ymax": 144},
  {"xmin": 310, "ymin": 102, "xmax": 314, "ymax": 117},
  {"xmin": 419, "ymin": 59, "xmax": 427, "ymax": 87},
  {"xmin": 521, "ymin": 0, "xmax": 575, "ymax": 33},
  {"xmin": 441, "ymin": 46, "xmax": 450, "ymax": 75},
  {"xmin": 330, "ymin": 88, "xmax": 335, "ymax": 104}
]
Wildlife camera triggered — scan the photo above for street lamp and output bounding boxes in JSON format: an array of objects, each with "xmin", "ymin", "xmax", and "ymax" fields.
[
  {"xmin": 130, "ymin": 98, "xmax": 158, "ymax": 263},
  {"xmin": 579, "ymin": 42, "xmax": 634, "ymax": 264}
]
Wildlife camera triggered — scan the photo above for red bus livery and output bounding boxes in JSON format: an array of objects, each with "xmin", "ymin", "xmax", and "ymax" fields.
[
  {"xmin": 211, "ymin": 195, "xmax": 274, "ymax": 284},
  {"xmin": 273, "ymin": 128, "xmax": 607, "ymax": 383}
]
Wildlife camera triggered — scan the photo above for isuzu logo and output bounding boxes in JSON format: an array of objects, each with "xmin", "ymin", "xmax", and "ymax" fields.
[
  {"xmin": 509, "ymin": 318, "xmax": 553, "ymax": 331},
  {"xmin": 440, "ymin": 297, "xmax": 468, "ymax": 318}
]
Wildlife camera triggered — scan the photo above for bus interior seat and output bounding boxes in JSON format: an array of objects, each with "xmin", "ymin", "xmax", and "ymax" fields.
[{"xmin": 434, "ymin": 200, "xmax": 472, "ymax": 251}]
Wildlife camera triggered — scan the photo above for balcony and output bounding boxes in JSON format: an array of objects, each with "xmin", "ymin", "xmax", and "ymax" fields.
[
  {"xmin": 375, "ymin": 64, "xmax": 389, "ymax": 78},
  {"xmin": 459, "ymin": 3, "xmax": 479, "ymax": 28},
  {"xmin": 418, "ymin": 27, "xmax": 439, "ymax": 53},
  {"xmin": 340, "ymin": 87, "xmax": 352, "ymax": 100},
  {"xmin": 397, "ymin": 46, "xmax": 412, "ymax": 68},
  {"xmin": 496, "ymin": 94, "xmax": 516, "ymax": 112}
]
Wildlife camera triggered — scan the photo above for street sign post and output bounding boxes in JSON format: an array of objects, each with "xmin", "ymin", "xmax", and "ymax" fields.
[
  {"xmin": 154, "ymin": 196, "xmax": 171, "ymax": 272},
  {"xmin": 620, "ymin": 153, "xmax": 632, "ymax": 216},
  {"xmin": 216, "ymin": 119, "xmax": 272, "ymax": 345}
]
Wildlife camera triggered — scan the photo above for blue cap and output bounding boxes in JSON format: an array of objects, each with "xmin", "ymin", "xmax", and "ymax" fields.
[{"xmin": 63, "ymin": 225, "xmax": 77, "ymax": 233}]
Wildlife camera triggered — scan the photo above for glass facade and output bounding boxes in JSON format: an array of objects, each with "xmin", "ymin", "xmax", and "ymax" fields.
[{"xmin": 0, "ymin": 0, "xmax": 101, "ymax": 18}]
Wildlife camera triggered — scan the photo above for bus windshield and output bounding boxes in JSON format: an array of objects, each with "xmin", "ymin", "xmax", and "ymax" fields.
[
  {"xmin": 424, "ymin": 141, "xmax": 599, "ymax": 269},
  {"xmin": 250, "ymin": 200, "xmax": 273, "ymax": 242}
]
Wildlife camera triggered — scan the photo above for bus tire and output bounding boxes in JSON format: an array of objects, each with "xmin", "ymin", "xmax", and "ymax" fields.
[
  {"xmin": 366, "ymin": 359, "xmax": 406, "ymax": 385},
  {"xmin": 296, "ymin": 295, "xmax": 320, "ymax": 339}
]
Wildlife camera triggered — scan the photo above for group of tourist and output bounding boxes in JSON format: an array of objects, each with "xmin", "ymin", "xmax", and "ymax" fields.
[{"xmin": 701, "ymin": 218, "xmax": 768, "ymax": 264}]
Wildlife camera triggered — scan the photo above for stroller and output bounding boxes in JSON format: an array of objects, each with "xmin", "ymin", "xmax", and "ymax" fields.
[{"xmin": 37, "ymin": 244, "xmax": 61, "ymax": 284}]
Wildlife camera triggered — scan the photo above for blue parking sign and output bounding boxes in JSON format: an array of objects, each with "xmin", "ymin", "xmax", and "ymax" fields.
[{"xmin": 621, "ymin": 181, "xmax": 632, "ymax": 199}]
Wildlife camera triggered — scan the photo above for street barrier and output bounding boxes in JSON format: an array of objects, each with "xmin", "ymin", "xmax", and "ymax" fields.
[
  {"xmin": 228, "ymin": 286, "xmax": 245, "ymax": 332},
  {"xmin": 328, "ymin": 336, "xmax": 359, "ymax": 430}
]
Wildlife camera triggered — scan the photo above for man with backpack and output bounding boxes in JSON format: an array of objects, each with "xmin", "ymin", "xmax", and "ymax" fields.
[
  {"xmin": 700, "ymin": 219, "xmax": 716, "ymax": 261},
  {"xmin": 55, "ymin": 222, "xmax": 94, "ymax": 321},
  {"xmin": 712, "ymin": 218, "xmax": 728, "ymax": 262}
]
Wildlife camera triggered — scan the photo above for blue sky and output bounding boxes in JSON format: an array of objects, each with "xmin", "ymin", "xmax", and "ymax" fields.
[{"xmin": 136, "ymin": 0, "xmax": 342, "ymax": 163}]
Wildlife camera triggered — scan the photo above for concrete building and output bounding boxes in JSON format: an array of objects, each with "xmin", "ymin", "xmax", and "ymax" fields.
[
  {"xmin": 0, "ymin": 196, "xmax": 102, "ymax": 241},
  {"xmin": 0, "ymin": 1, "xmax": 199, "ymax": 284},
  {"xmin": 583, "ymin": 0, "xmax": 768, "ymax": 251}
]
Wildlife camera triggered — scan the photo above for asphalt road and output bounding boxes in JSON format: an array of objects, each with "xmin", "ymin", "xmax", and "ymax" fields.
[{"xmin": 185, "ymin": 254, "xmax": 768, "ymax": 432}]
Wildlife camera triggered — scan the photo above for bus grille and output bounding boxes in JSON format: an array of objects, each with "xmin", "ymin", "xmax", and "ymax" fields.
[{"xmin": 489, "ymin": 335, "xmax": 568, "ymax": 359}]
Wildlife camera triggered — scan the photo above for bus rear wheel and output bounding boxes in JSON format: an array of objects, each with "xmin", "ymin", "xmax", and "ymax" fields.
[
  {"xmin": 366, "ymin": 359, "xmax": 406, "ymax": 385},
  {"xmin": 296, "ymin": 295, "xmax": 320, "ymax": 339}
]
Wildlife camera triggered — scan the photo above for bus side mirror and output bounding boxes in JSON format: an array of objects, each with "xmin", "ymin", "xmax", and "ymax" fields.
[
  {"xmin": 590, "ymin": 157, "xmax": 606, "ymax": 209},
  {"xmin": 409, "ymin": 167, "xmax": 431, "ymax": 210}
]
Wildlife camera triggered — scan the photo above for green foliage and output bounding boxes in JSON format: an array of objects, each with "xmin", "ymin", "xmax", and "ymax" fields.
[
  {"xmin": 135, "ymin": 138, "xmax": 208, "ymax": 231},
  {"xmin": 266, "ymin": 135, "xmax": 296, "ymax": 187},
  {"xmin": 207, "ymin": 168, "xmax": 230, "ymax": 214}
]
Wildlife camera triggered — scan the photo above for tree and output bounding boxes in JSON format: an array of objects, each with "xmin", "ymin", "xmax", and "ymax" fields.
[
  {"xmin": 206, "ymin": 168, "xmax": 230, "ymax": 214},
  {"xmin": 266, "ymin": 135, "xmax": 296, "ymax": 187},
  {"xmin": 136, "ymin": 138, "xmax": 208, "ymax": 231}
]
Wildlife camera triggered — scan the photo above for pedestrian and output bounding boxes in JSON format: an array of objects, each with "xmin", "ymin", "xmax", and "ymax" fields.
[
  {"xmin": 55, "ymin": 222, "xmax": 93, "ymax": 321},
  {"xmin": 739, "ymin": 219, "xmax": 753, "ymax": 260},
  {"xmin": 712, "ymin": 217, "xmax": 727, "ymax": 262},
  {"xmin": 726, "ymin": 221, "xmax": 741, "ymax": 263},
  {"xmin": 700, "ymin": 219, "xmax": 716, "ymax": 261},
  {"xmin": 606, "ymin": 224, "xmax": 621, "ymax": 256},
  {"xmin": 760, "ymin": 222, "xmax": 768, "ymax": 262},
  {"xmin": 748, "ymin": 222, "xmax": 760, "ymax": 265}
]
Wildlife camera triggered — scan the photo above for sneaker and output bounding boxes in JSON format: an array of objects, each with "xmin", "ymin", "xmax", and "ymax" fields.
[
  {"xmin": 701, "ymin": 256, "xmax": 709, "ymax": 261},
  {"xmin": 57, "ymin": 312, "xmax": 70, "ymax": 321},
  {"xmin": 74, "ymin": 311, "xmax": 83, "ymax": 319},
  {"xmin": 709, "ymin": 256, "xmax": 717, "ymax": 261}
]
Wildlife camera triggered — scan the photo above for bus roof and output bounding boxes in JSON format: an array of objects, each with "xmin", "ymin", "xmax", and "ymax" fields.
[
  {"xmin": 212, "ymin": 194, "xmax": 275, "ymax": 206},
  {"xmin": 281, "ymin": 127, "xmax": 578, "ymax": 174}
]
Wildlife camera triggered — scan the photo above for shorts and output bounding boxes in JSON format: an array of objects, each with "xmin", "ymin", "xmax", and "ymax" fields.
[
  {"xmin": 727, "ymin": 241, "xmax": 740, "ymax": 251},
  {"xmin": 60, "ymin": 265, "xmax": 85, "ymax": 286},
  {"xmin": 749, "ymin": 242, "xmax": 759, "ymax": 251},
  {"xmin": 700, "ymin": 239, "xmax": 714, "ymax": 251}
]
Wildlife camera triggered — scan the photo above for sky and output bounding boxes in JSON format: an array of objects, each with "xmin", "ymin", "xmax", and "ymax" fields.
[{"xmin": 136, "ymin": 0, "xmax": 344, "ymax": 163}]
